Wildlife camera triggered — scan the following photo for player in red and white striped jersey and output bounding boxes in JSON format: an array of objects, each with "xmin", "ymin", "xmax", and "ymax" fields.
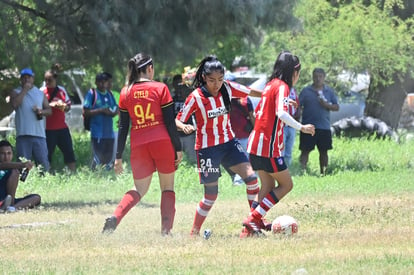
[
  {"xmin": 241, "ymin": 51, "xmax": 315, "ymax": 237},
  {"xmin": 176, "ymin": 55, "xmax": 262, "ymax": 236}
]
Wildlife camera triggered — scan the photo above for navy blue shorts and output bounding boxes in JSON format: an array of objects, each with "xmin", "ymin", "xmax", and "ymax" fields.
[
  {"xmin": 197, "ymin": 139, "xmax": 249, "ymax": 184},
  {"xmin": 299, "ymin": 129, "xmax": 333, "ymax": 152},
  {"xmin": 249, "ymin": 154, "xmax": 287, "ymax": 173}
]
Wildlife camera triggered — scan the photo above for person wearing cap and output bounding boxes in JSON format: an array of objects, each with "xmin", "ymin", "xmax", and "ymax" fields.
[
  {"xmin": 9, "ymin": 68, "xmax": 52, "ymax": 172},
  {"xmin": 83, "ymin": 72, "xmax": 118, "ymax": 170}
]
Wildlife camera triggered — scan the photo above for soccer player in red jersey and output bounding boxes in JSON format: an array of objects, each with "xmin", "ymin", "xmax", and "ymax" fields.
[
  {"xmin": 102, "ymin": 53, "xmax": 183, "ymax": 235},
  {"xmin": 176, "ymin": 55, "xmax": 262, "ymax": 236},
  {"xmin": 241, "ymin": 51, "xmax": 315, "ymax": 237}
]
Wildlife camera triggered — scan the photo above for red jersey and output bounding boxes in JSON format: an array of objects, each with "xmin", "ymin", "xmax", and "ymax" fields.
[
  {"xmin": 176, "ymin": 81, "xmax": 250, "ymax": 150},
  {"xmin": 42, "ymin": 86, "xmax": 71, "ymax": 130},
  {"xmin": 247, "ymin": 78, "xmax": 290, "ymax": 158},
  {"xmin": 118, "ymin": 81, "xmax": 172, "ymax": 148}
]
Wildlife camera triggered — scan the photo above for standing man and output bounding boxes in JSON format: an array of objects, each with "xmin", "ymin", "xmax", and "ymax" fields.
[
  {"xmin": 10, "ymin": 68, "xmax": 52, "ymax": 172},
  {"xmin": 83, "ymin": 73, "xmax": 118, "ymax": 170},
  {"xmin": 299, "ymin": 68, "xmax": 339, "ymax": 175}
]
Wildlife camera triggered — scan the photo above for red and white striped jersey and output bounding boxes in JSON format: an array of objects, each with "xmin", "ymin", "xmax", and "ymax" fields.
[
  {"xmin": 247, "ymin": 78, "xmax": 290, "ymax": 158},
  {"xmin": 176, "ymin": 81, "xmax": 250, "ymax": 150}
]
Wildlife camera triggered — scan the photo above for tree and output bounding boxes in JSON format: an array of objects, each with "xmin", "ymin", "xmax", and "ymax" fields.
[
  {"xmin": 253, "ymin": 0, "xmax": 414, "ymax": 129},
  {"xmin": 0, "ymin": 0, "xmax": 300, "ymax": 118}
]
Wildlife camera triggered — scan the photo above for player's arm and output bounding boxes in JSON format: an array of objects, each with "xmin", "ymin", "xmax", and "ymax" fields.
[
  {"xmin": 162, "ymin": 102, "xmax": 182, "ymax": 153},
  {"xmin": 115, "ymin": 110, "xmax": 130, "ymax": 160}
]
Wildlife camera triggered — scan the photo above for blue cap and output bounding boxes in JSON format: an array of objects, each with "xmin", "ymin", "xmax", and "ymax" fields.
[{"xmin": 20, "ymin": 68, "xmax": 34, "ymax": 77}]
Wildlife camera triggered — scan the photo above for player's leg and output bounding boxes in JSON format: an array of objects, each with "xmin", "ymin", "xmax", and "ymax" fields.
[
  {"xmin": 153, "ymin": 140, "xmax": 177, "ymax": 235},
  {"xmin": 14, "ymin": 194, "xmax": 41, "ymax": 209},
  {"xmin": 102, "ymin": 144, "xmax": 154, "ymax": 234},
  {"xmin": 225, "ymin": 139, "xmax": 259, "ymax": 207},
  {"xmin": 243, "ymin": 156, "xmax": 291, "ymax": 235}
]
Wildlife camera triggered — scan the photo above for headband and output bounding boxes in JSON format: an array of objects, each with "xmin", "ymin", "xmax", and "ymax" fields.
[{"xmin": 137, "ymin": 58, "xmax": 153, "ymax": 69}]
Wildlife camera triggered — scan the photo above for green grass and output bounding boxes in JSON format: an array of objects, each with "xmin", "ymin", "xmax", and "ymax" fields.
[{"xmin": 0, "ymin": 134, "xmax": 413, "ymax": 274}]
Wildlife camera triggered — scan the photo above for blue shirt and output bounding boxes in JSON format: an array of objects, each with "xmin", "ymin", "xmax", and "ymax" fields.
[
  {"xmin": 83, "ymin": 89, "xmax": 117, "ymax": 139},
  {"xmin": 299, "ymin": 85, "xmax": 338, "ymax": 130}
]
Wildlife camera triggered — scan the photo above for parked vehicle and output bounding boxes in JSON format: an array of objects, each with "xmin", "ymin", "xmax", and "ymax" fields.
[{"xmin": 232, "ymin": 71, "xmax": 367, "ymax": 124}]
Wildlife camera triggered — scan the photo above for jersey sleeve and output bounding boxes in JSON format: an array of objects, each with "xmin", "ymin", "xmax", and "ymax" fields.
[
  {"xmin": 118, "ymin": 87, "xmax": 128, "ymax": 111},
  {"xmin": 160, "ymin": 84, "xmax": 173, "ymax": 107},
  {"xmin": 176, "ymin": 91, "xmax": 196, "ymax": 122},
  {"xmin": 227, "ymin": 80, "xmax": 250, "ymax": 98}
]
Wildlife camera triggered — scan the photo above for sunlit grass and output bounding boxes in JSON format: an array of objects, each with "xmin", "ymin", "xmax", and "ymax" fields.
[{"xmin": 0, "ymin": 135, "xmax": 413, "ymax": 273}]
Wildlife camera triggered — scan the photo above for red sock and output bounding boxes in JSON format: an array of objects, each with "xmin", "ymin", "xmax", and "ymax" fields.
[
  {"xmin": 251, "ymin": 191, "xmax": 279, "ymax": 220},
  {"xmin": 245, "ymin": 177, "xmax": 259, "ymax": 207},
  {"xmin": 113, "ymin": 190, "xmax": 141, "ymax": 225},
  {"xmin": 191, "ymin": 193, "xmax": 217, "ymax": 235},
  {"xmin": 161, "ymin": 190, "xmax": 176, "ymax": 234}
]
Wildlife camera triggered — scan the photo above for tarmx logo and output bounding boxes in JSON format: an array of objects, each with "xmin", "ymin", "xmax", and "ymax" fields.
[{"xmin": 195, "ymin": 167, "xmax": 220, "ymax": 173}]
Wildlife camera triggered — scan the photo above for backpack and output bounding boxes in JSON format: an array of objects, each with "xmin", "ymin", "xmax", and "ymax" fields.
[{"xmin": 82, "ymin": 89, "xmax": 97, "ymax": 131}]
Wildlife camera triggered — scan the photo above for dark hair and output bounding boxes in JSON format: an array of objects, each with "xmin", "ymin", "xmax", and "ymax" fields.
[
  {"xmin": 269, "ymin": 50, "xmax": 301, "ymax": 88},
  {"xmin": 0, "ymin": 140, "xmax": 12, "ymax": 149},
  {"xmin": 193, "ymin": 55, "xmax": 225, "ymax": 88},
  {"xmin": 127, "ymin": 53, "xmax": 153, "ymax": 86},
  {"xmin": 194, "ymin": 55, "xmax": 231, "ymax": 112},
  {"xmin": 102, "ymin": 72, "xmax": 112, "ymax": 80},
  {"xmin": 313, "ymin": 67, "xmax": 326, "ymax": 76},
  {"xmin": 45, "ymin": 63, "xmax": 62, "ymax": 79}
]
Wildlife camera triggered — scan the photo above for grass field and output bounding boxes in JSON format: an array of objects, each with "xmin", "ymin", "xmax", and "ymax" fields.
[{"xmin": 0, "ymin": 135, "xmax": 413, "ymax": 274}]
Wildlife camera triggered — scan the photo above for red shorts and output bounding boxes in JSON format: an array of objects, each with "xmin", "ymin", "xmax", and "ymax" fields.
[{"xmin": 130, "ymin": 139, "xmax": 176, "ymax": 179}]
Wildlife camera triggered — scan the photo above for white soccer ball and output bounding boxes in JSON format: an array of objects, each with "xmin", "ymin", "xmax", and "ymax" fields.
[{"xmin": 271, "ymin": 215, "xmax": 298, "ymax": 235}]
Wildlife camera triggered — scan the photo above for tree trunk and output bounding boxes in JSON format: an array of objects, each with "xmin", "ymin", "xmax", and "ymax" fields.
[{"xmin": 365, "ymin": 73, "xmax": 414, "ymax": 129}]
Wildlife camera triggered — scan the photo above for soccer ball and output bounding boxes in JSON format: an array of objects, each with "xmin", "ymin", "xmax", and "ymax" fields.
[{"xmin": 271, "ymin": 215, "xmax": 298, "ymax": 235}]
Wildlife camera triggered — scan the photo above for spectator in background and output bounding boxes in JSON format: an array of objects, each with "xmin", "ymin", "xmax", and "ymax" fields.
[
  {"xmin": 299, "ymin": 68, "xmax": 339, "ymax": 175},
  {"xmin": 41, "ymin": 64, "xmax": 76, "ymax": 172},
  {"xmin": 103, "ymin": 72, "xmax": 121, "ymax": 166},
  {"xmin": 10, "ymin": 68, "xmax": 52, "ymax": 172},
  {"xmin": 283, "ymin": 87, "xmax": 301, "ymax": 166},
  {"xmin": 0, "ymin": 140, "xmax": 41, "ymax": 212},
  {"xmin": 83, "ymin": 73, "xmax": 118, "ymax": 170},
  {"xmin": 172, "ymin": 73, "xmax": 197, "ymax": 164},
  {"xmin": 228, "ymin": 97, "xmax": 255, "ymax": 185}
]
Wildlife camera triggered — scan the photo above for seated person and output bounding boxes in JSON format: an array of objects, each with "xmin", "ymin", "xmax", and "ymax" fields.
[{"xmin": 0, "ymin": 140, "xmax": 41, "ymax": 211}]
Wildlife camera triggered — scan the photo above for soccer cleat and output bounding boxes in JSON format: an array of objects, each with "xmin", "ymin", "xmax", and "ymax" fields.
[
  {"xmin": 239, "ymin": 227, "xmax": 252, "ymax": 238},
  {"xmin": 260, "ymin": 218, "xmax": 272, "ymax": 232},
  {"xmin": 242, "ymin": 215, "xmax": 263, "ymax": 234},
  {"xmin": 102, "ymin": 216, "xmax": 117, "ymax": 234},
  {"xmin": 0, "ymin": 195, "xmax": 12, "ymax": 213}
]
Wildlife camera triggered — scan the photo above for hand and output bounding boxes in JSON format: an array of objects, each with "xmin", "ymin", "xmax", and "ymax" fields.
[
  {"xmin": 22, "ymin": 160, "xmax": 34, "ymax": 170},
  {"xmin": 289, "ymin": 99, "xmax": 298, "ymax": 108},
  {"xmin": 301, "ymin": 124, "xmax": 315, "ymax": 136},
  {"xmin": 175, "ymin": 151, "xmax": 183, "ymax": 169},
  {"xmin": 114, "ymin": 159, "xmax": 123, "ymax": 175},
  {"xmin": 102, "ymin": 107, "xmax": 114, "ymax": 116},
  {"xmin": 22, "ymin": 81, "xmax": 33, "ymax": 92},
  {"xmin": 182, "ymin": 124, "xmax": 195, "ymax": 135}
]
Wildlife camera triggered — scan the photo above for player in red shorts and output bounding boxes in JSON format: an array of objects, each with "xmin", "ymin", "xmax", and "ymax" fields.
[
  {"xmin": 241, "ymin": 51, "xmax": 315, "ymax": 237},
  {"xmin": 176, "ymin": 55, "xmax": 263, "ymax": 236},
  {"xmin": 102, "ymin": 53, "xmax": 182, "ymax": 235}
]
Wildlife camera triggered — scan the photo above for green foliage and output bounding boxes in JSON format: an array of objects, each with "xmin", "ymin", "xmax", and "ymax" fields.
[
  {"xmin": 0, "ymin": 0, "xmax": 298, "ymax": 75},
  {"xmin": 254, "ymin": 0, "xmax": 414, "ymax": 90}
]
